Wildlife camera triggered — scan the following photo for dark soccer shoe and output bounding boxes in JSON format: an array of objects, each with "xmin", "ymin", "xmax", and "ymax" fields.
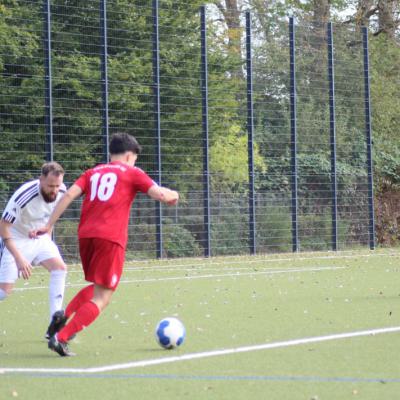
[
  {"xmin": 45, "ymin": 332, "xmax": 76, "ymax": 341},
  {"xmin": 48, "ymin": 334, "xmax": 75, "ymax": 357},
  {"xmin": 46, "ymin": 310, "xmax": 68, "ymax": 339}
]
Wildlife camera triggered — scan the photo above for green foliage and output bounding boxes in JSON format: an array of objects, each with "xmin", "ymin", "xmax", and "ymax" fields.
[
  {"xmin": 256, "ymin": 205, "xmax": 292, "ymax": 253},
  {"xmin": 299, "ymin": 211, "xmax": 352, "ymax": 251},
  {"xmin": 374, "ymin": 146, "xmax": 400, "ymax": 191},
  {"xmin": 128, "ymin": 223, "xmax": 158, "ymax": 259},
  {"xmin": 127, "ymin": 222, "xmax": 202, "ymax": 259},
  {"xmin": 163, "ymin": 223, "xmax": 202, "ymax": 258},
  {"xmin": 211, "ymin": 198, "xmax": 250, "ymax": 256},
  {"xmin": 0, "ymin": 1, "xmax": 46, "ymax": 189},
  {"xmin": 369, "ymin": 35, "xmax": 400, "ymax": 192},
  {"xmin": 0, "ymin": 1, "xmax": 398, "ymax": 253},
  {"xmin": 54, "ymin": 219, "xmax": 80, "ymax": 261},
  {"xmin": 210, "ymin": 124, "xmax": 267, "ymax": 190}
]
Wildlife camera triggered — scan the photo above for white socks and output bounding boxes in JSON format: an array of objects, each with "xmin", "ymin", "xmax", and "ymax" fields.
[
  {"xmin": 49, "ymin": 269, "xmax": 67, "ymax": 321},
  {"xmin": 0, "ymin": 288, "xmax": 7, "ymax": 301}
]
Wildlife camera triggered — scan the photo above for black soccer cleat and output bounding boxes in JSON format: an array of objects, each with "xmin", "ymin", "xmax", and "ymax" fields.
[
  {"xmin": 48, "ymin": 334, "xmax": 75, "ymax": 357},
  {"xmin": 45, "ymin": 332, "xmax": 76, "ymax": 341},
  {"xmin": 46, "ymin": 310, "xmax": 68, "ymax": 339}
]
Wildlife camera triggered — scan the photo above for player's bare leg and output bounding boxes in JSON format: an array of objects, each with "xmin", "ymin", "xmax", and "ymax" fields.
[
  {"xmin": 0, "ymin": 282, "xmax": 13, "ymax": 301},
  {"xmin": 92, "ymin": 284, "xmax": 114, "ymax": 311}
]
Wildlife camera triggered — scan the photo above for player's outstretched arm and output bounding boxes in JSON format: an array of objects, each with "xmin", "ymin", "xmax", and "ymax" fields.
[
  {"xmin": 147, "ymin": 185, "xmax": 179, "ymax": 206},
  {"xmin": 29, "ymin": 184, "xmax": 83, "ymax": 238}
]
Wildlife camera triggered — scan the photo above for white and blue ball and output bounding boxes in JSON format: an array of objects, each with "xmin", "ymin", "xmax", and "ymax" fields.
[{"xmin": 155, "ymin": 317, "xmax": 185, "ymax": 349}]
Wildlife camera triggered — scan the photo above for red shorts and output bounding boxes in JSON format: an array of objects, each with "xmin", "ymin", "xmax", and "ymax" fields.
[{"xmin": 79, "ymin": 238, "xmax": 125, "ymax": 290}]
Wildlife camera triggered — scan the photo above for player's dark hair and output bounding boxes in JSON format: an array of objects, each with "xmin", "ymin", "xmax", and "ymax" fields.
[
  {"xmin": 109, "ymin": 133, "xmax": 142, "ymax": 155},
  {"xmin": 41, "ymin": 162, "xmax": 65, "ymax": 177}
]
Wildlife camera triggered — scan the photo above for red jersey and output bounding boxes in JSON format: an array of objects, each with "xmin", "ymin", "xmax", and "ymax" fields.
[{"xmin": 74, "ymin": 161, "xmax": 155, "ymax": 248}]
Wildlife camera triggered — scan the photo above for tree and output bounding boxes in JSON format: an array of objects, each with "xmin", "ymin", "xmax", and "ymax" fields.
[
  {"xmin": 0, "ymin": 1, "xmax": 45, "ymax": 194},
  {"xmin": 1, "ymin": 0, "xmax": 399, "ymax": 251},
  {"xmin": 354, "ymin": 0, "xmax": 399, "ymax": 39},
  {"xmin": 212, "ymin": 0, "xmax": 242, "ymax": 54}
]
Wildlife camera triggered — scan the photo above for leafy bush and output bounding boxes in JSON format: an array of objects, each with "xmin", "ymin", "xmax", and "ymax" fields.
[
  {"xmin": 299, "ymin": 212, "xmax": 353, "ymax": 251},
  {"xmin": 128, "ymin": 222, "xmax": 202, "ymax": 259},
  {"xmin": 256, "ymin": 206, "xmax": 292, "ymax": 253},
  {"xmin": 210, "ymin": 197, "xmax": 250, "ymax": 256},
  {"xmin": 162, "ymin": 224, "xmax": 202, "ymax": 258},
  {"xmin": 128, "ymin": 223, "xmax": 157, "ymax": 259},
  {"xmin": 54, "ymin": 219, "xmax": 79, "ymax": 262}
]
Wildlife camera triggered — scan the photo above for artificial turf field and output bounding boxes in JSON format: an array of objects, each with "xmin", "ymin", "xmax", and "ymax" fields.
[{"xmin": 1, "ymin": 249, "xmax": 400, "ymax": 399}]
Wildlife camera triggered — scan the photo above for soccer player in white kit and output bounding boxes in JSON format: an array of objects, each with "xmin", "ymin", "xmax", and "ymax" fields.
[{"xmin": 0, "ymin": 162, "xmax": 68, "ymax": 338}]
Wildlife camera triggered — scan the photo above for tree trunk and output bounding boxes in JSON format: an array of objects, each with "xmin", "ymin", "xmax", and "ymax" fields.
[
  {"xmin": 311, "ymin": 0, "xmax": 331, "ymax": 52},
  {"xmin": 224, "ymin": 0, "xmax": 242, "ymax": 55},
  {"xmin": 355, "ymin": 0, "xmax": 399, "ymax": 39},
  {"xmin": 214, "ymin": 0, "xmax": 244, "ymax": 79},
  {"xmin": 248, "ymin": 0, "xmax": 270, "ymax": 38},
  {"xmin": 377, "ymin": 0, "xmax": 398, "ymax": 38},
  {"xmin": 313, "ymin": 0, "xmax": 331, "ymax": 24},
  {"xmin": 355, "ymin": 0, "xmax": 377, "ymax": 26}
]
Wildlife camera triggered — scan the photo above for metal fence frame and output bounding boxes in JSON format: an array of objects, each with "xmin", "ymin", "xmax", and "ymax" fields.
[{"xmin": 1, "ymin": 1, "xmax": 375, "ymax": 259}]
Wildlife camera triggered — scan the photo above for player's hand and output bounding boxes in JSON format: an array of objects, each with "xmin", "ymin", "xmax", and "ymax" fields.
[
  {"xmin": 16, "ymin": 257, "xmax": 33, "ymax": 280},
  {"xmin": 167, "ymin": 191, "xmax": 179, "ymax": 206},
  {"xmin": 29, "ymin": 226, "xmax": 50, "ymax": 239}
]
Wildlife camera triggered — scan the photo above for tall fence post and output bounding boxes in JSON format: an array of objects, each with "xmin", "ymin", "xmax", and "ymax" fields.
[
  {"xmin": 152, "ymin": 0, "xmax": 163, "ymax": 258},
  {"xmin": 200, "ymin": 5, "xmax": 211, "ymax": 257},
  {"xmin": 100, "ymin": 0, "xmax": 109, "ymax": 163},
  {"xmin": 246, "ymin": 11, "xmax": 256, "ymax": 255},
  {"xmin": 289, "ymin": 17, "xmax": 299, "ymax": 252},
  {"xmin": 362, "ymin": 26, "xmax": 375, "ymax": 250},
  {"xmin": 44, "ymin": 0, "xmax": 53, "ymax": 162},
  {"xmin": 327, "ymin": 22, "xmax": 338, "ymax": 251}
]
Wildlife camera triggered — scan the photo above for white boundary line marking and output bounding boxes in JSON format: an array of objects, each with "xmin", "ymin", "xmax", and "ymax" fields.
[
  {"xmin": 1, "ymin": 326, "xmax": 400, "ymax": 375},
  {"xmin": 30, "ymin": 250, "xmax": 400, "ymax": 276},
  {"xmin": 14, "ymin": 266, "xmax": 345, "ymax": 291},
  {"xmin": 123, "ymin": 251, "xmax": 400, "ymax": 270}
]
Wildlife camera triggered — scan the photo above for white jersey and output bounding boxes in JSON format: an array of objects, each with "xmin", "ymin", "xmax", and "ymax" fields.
[{"xmin": 1, "ymin": 179, "xmax": 66, "ymax": 239}]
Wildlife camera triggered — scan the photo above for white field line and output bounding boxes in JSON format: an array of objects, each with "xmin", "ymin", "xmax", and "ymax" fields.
[
  {"xmin": 14, "ymin": 266, "xmax": 345, "ymax": 292},
  {"xmin": 1, "ymin": 326, "xmax": 400, "ymax": 375},
  {"xmin": 122, "ymin": 251, "xmax": 400, "ymax": 271},
  {"xmin": 29, "ymin": 250, "xmax": 400, "ymax": 275},
  {"xmin": 26, "ymin": 265, "xmax": 334, "ymax": 275}
]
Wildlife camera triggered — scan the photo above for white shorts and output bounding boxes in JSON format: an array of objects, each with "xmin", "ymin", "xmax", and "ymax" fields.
[{"xmin": 0, "ymin": 236, "xmax": 63, "ymax": 283}]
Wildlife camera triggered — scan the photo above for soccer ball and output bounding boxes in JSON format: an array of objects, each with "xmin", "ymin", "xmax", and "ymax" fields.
[{"xmin": 155, "ymin": 317, "xmax": 186, "ymax": 349}]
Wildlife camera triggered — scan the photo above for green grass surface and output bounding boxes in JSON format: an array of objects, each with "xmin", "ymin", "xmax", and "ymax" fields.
[{"xmin": 1, "ymin": 249, "xmax": 400, "ymax": 399}]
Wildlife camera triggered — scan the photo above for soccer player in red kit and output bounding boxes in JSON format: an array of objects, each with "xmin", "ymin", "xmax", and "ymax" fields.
[{"xmin": 30, "ymin": 133, "xmax": 179, "ymax": 356}]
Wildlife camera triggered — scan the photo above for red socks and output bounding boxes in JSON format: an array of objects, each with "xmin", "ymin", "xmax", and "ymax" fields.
[
  {"xmin": 65, "ymin": 284, "xmax": 95, "ymax": 319},
  {"xmin": 58, "ymin": 301, "xmax": 100, "ymax": 343}
]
